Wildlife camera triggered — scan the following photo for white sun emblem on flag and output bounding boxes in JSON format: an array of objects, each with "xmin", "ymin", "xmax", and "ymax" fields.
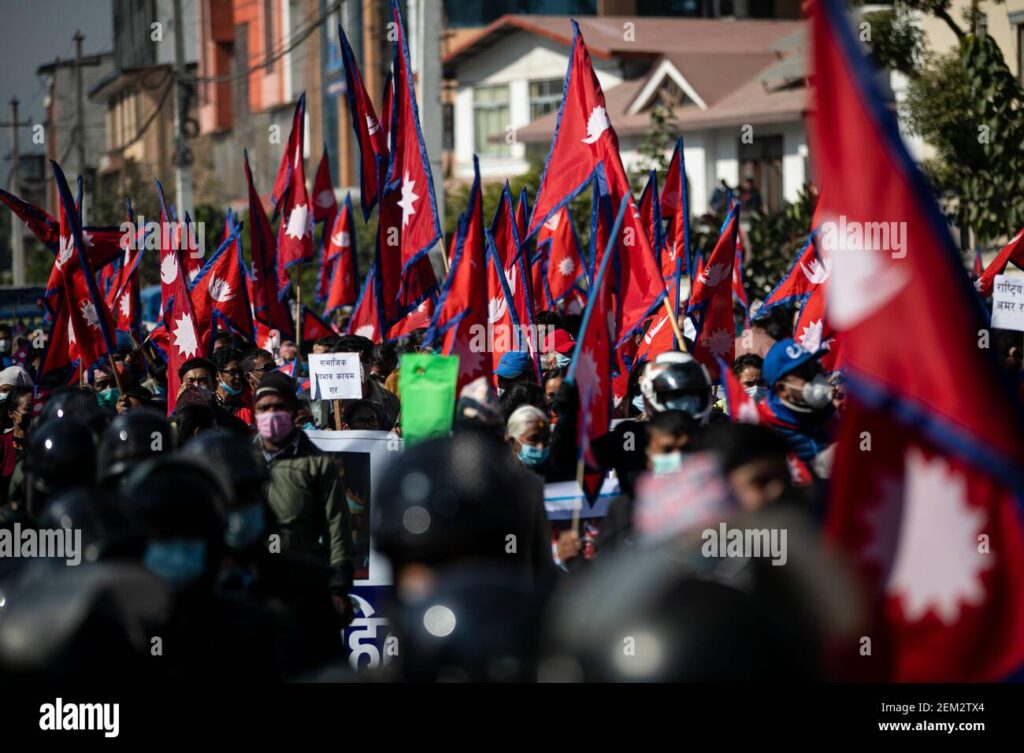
[
  {"xmin": 331, "ymin": 228, "xmax": 350, "ymax": 248},
  {"xmin": 487, "ymin": 294, "xmax": 507, "ymax": 324},
  {"xmin": 580, "ymin": 106, "xmax": 610, "ymax": 145},
  {"xmin": 285, "ymin": 203, "xmax": 310, "ymax": 240},
  {"xmin": 798, "ymin": 319, "xmax": 824, "ymax": 353},
  {"xmin": 160, "ymin": 253, "xmax": 178, "ymax": 285},
  {"xmin": 700, "ymin": 263, "xmax": 729, "ymax": 287},
  {"xmin": 354, "ymin": 324, "xmax": 376, "ymax": 340},
  {"xmin": 873, "ymin": 450, "xmax": 992, "ymax": 625},
  {"xmin": 315, "ymin": 190, "xmax": 335, "ymax": 209},
  {"xmin": 701, "ymin": 328, "xmax": 732, "ymax": 358},
  {"xmin": 558, "ymin": 256, "xmax": 575, "ymax": 277},
  {"xmin": 80, "ymin": 300, "xmax": 100, "ymax": 330},
  {"xmin": 800, "ymin": 257, "xmax": 833, "ymax": 285},
  {"xmin": 365, "ymin": 114, "xmax": 379, "ymax": 136},
  {"xmin": 119, "ymin": 291, "xmax": 131, "ymax": 319},
  {"xmin": 188, "ymin": 266, "xmax": 200, "ymax": 282},
  {"xmin": 173, "ymin": 312, "xmax": 199, "ymax": 358},
  {"xmin": 57, "ymin": 235, "xmax": 75, "ymax": 268},
  {"xmin": 398, "ymin": 172, "xmax": 419, "ymax": 228},
  {"xmin": 68, "ymin": 317, "xmax": 77, "ymax": 345},
  {"xmin": 208, "ymin": 276, "xmax": 234, "ymax": 302},
  {"xmin": 543, "ymin": 213, "xmax": 560, "ymax": 232}
]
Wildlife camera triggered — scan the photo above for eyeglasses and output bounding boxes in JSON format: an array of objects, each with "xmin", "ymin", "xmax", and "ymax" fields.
[{"xmin": 250, "ymin": 364, "xmax": 273, "ymax": 374}]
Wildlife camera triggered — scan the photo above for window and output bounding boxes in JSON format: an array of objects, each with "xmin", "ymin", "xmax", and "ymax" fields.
[
  {"xmin": 473, "ymin": 84, "xmax": 510, "ymax": 158},
  {"xmin": 529, "ymin": 79, "xmax": 563, "ymax": 120},
  {"xmin": 738, "ymin": 135, "xmax": 784, "ymax": 214}
]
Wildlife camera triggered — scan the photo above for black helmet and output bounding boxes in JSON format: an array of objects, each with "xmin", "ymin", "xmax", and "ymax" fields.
[
  {"xmin": 119, "ymin": 455, "xmax": 228, "ymax": 541},
  {"xmin": 40, "ymin": 386, "xmax": 111, "ymax": 438},
  {"xmin": 388, "ymin": 564, "xmax": 542, "ymax": 682},
  {"xmin": 34, "ymin": 487, "xmax": 143, "ymax": 563},
  {"xmin": 639, "ymin": 351, "xmax": 712, "ymax": 421},
  {"xmin": 97, "ymin": 409, "xmax": 176, "ymax": 484},
  {"xmin": 373, "ymin": 431, "xmax": 531, "ymax": 569},
  {"xmin": 540, "ymin": 511, "xmax": 861, "ymax": 682},
  {"xmin": 178, "ymin": 431, "xmax": 269, "ymax": 508},
  {"xmin": 23, "ymin": 418, "xmax": 97, "ymax": 520}
]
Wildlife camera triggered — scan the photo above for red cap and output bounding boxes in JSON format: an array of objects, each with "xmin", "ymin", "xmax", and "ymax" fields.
[{"xmin": 550, "ymin": 329, "xmax": 576, "ymax": 355}]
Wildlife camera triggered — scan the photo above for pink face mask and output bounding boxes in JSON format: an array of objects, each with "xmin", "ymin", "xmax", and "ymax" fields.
[{"xmin": 256, "ymin": 410, "xmax": 294, "ymax": 443}]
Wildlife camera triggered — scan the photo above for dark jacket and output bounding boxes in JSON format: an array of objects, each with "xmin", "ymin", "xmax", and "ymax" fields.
[{"xmin": 254, "ymin": 431, "xmax": 353, "ymax": 591}]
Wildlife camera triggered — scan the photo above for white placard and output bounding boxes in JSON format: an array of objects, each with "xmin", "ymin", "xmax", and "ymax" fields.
[
  {"xmin": 309, "ymin": 352, "xmax": 362, "ymax": 400},
  {"xmin": 992, "ymin": 274, "xmax": 1024, "ymax": 332}
]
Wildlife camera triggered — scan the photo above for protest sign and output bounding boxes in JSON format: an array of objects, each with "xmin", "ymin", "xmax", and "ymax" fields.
[
  {"xmin": 309, "ymin": 352, "xmax": 362, "ymax": 400},
  {"xmin": 991, "ymin": 274, "xmax": 1024, "ymax": 332},
  {"xmin": 397, "ymin": 353, "xmax": 459, "ymax": 445}
]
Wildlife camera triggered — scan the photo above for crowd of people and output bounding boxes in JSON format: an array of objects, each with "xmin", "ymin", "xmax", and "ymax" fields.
[{"xmin": 6, "ymin": 295, "xmax": 1001, "ymax": 682}]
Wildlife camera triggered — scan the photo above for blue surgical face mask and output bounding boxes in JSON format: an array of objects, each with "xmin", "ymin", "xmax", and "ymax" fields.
[
  {"xmin": 631, "ymin": 393, "xmax": 645, "ymax": 413},
  {"xmin": 225, "ymin": 504, "xmax": 266, "ymax": 550},
  {"xmin": 518, "ymin": 443, "xmax": 550, "ymax": 468},
  {"xmin": 301, "ymin": 422, "xmax": 316, "ymax": 432},
  {"xmin": 553, "ymin": 352, "xmax": 571, "ymax": 369},
  {"xmin": 744, "ymin": 385, "xmax": 766, "ymax": 401},
  {"xmin": 143, "ymin": 538, "xmax": 207, "ymax": 588},
  {"xmin": 219, "ymin": 381, "xmax": 243, "ymax": 397},
  {"xmin": 96, "ymin": 387, "xmax": 120, "ymax": 408},
  {"xmin": 0, "ymin": 393, "xmax": 7, "ymax": 403},
  {"xmin": 650, "ymin": 451, "xmax": 684, "ymax": 475}
]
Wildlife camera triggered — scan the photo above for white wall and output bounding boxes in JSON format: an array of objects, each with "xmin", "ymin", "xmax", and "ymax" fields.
[{"xmin": 453, "ymin": 30, "xmax": 623, "ymax": 179}]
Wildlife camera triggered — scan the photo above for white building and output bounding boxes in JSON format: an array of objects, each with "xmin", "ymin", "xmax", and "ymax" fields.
[{"xmin": 443, "ymin": 15, "xmax": 809, "ymax": 215}]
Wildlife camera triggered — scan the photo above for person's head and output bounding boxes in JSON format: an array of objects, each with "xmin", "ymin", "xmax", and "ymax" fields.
[
  {"xmin": 343, "ymin": 399, "xmax": 383, "ymax": 430},
  {"xmin": 178, "ymin": 357, "xmax": 216, "ymax": 393},
  {"xmin": 242, "ymin": 348, "xmax": 275, "ymax": 391},
  {"xmin": 763, "ymin": 339, "xmax": 833, "ymax": 415},
  {"xmin": 335, "ymin": 335, "xmax": 375, "ymax": 388},
  {"xmin": 1, "ymin": 385, "xmax": 33, "ymax": 437},
  {"xmin": 751, "ymin": 305, "xmax": 793, "ymax": 342},
  {"xmin": 646, "ymin": 410, "xmax": 697, "ymax": 474},
  {"xmin": 495, "ymin": 351, "xmax": 536, "ymax": 394},
  {"xmin": 542, "ymin": 368, "xmax": 564, "ymax": 419},
  {"xmin": 500, "ymin": 381, "xmax": 546, "ymax": 422},
  {"xmin": 174, "ymin": 403, "xmax": 217, "ymax": 444},
  {"xmin": 120, "ymin": 384, "xmax": 153, "ymax": 411},
  {"xmin": 732, "ymin": 353, "xmax": 765, "ymax": 400},
  {"xmin": 212, "ymin": 332, "xmax": 235, "ymax": 353},
  {"xmin": 0, "ymin": 324, "xmax": 11, "ymax": 353},
  {"xmin": 505, "ymin": 404, "xmax": 550, "ymax": 469},
  {"xmin": 278, "ymin": 340, "xmax": 297, "ymax": 363},
  {"xmin": 212, "ymin": 348, "xmax": 245, "ymax": 400},
  {"xmin": 253, "ymin": 371, "xmax": 298, "ymax": 445},
  {"xmin": 0, "ymin": 364, "xmax": 33, "ymax": 397},
  {"xmin": 312, "ymin": 336, "xmax": 338, "ymax": 355},
  {"xmin": 638, "ymin": 351, "xmax": 713, "ymax": 423},
  {"xmin": 371, "ymin": 343, "xmax": 398, "ymax": 381},
  {"xmin": 454, "ymin": 376, "xmax": 503, "ymax": 435},
  {"xmin": 294, "ymin": 399, "xmax": 315, "ymax": 431},
  {"xmin": 693, "ymin": 423, "xmax": 793, "ymax": 512}
]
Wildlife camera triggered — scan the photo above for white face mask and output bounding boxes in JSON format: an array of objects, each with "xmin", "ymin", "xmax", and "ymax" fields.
[
  {"xmin": 650, "ymin": 450, "xmax": 683, "ymax": 475},
  {"xmin": 782, "ymin": 375, "xmax": 833, "ymax": 412}
]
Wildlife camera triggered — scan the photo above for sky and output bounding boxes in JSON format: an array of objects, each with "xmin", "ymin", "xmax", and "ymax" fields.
[{"xmin": 0, "ymin": 0, "xmax": 114, "ymax": 180}]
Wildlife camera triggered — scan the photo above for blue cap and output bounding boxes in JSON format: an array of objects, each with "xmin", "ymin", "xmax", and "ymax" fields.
[
  {"xmin": 762, "ymin": 338, "xmax": 824, "ymax": 386},
  {"xmin": 496, "ymin": 350, "xmax": 533, "ymax": 379}
]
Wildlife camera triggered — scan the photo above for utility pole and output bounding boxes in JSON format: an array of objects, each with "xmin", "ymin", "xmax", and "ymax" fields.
[
  {"xmin": 2, "ymin": 97, "xmax": 31, "ymax": 285},
  {"xmin": 171, "ymin": 0, "xmax": 193, "ymax": 214},
  {"xmin": 73, "ymin": 31, "xmax": 87, "ymax": 190}
]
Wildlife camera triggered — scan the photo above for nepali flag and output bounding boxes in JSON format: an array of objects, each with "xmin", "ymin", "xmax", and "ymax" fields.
[
  {"xmin": 755, "ymin": 232, "xmax": 828, "ymax": 318},
  {"xmin": 107, "ymin": 199, "xmax": 145, "ymax": 340},
  {"xmin": 164, "ymin": 262, "xmax": 206, "ymax": 413},
  {"xmin": 381, "ymin": 0, "xmax": 442, "ymax": 304},
  {"xmin": 270, "ymin": 93, "xmax": 305, "ymax": 208},
  {"xmin": 347, "ymin": 264, "xmax": 381, "ymax": 343},
  {"xmin": 972, "ymin": 246, "xmax": 984, "ymax": 281},
  {"xmin": 792, "ymin": 280, "xmax": 841, "ymax": 370},
  {"xmin": 638, "ymin": 169, "xmax": 662, "ymax": 255},
  {"xmin": 526, "ymin": 21, "xmax": 666, "ymax": 344},
  {"xmin": 425, "ymin": 156, "xmax": 491, "ymax": 390},
  {"xmin": 687, "ymin": 205, "xmax": 739, "ymax": 380},
  {"xmin": 0, "ymin": 187, "xmax": 59, "ymax": 247},
  {"xmin": 717, "ymin": 355, "xmax": 760, "ymax": 424},
  {"xmin": 323, "ymin": 195, "xmax": 360, "ymax": 314},
  {"xmin": 387, "ymin": 295, "xmax": 435, "ymax": 341},
  {"xmin": 490, "ymin": 183, "xmax": 536, "ymax": 364},
  {"xmin": 311, "ymin": 147, "xmax": 338, "ymax": 223},
  {"xmin": 51, "ymin": 161, "xmax": 119, "ymax": 372},
  {"xmin": 814, "ymin": 0, "xmax": 1024, "ymax": 681},
  {"xmin": 339, "ymin": 22, "xmax": 388, "ymax": 220},
  {"xmin": 660, "ymin": 138, "xmax": 691, "ymax": 282},
  {"xmin": 568, "ymin": 197, "xmax": 628, "ymax": 503},
  {"xmin": 380, "ymin": 71, "xmax": 393, "ymax": 152},
  {"xmin": 536, "ymin": 206, "xmax": 585, "ymax": 307},
  {"xmin": 635, "ymin": 255, "xmax": 687, "ymax": 366},
  {"xmin": 244, "ymin": 150, "xmax": 294, "ymax": 339},
  {"xmin": 975, "ymin": 227, "xmax": 1024, "ymax": 298},
  {"xmin": 190, "ymin": 222, "xmax": 253, "ymax": 342},
  {"xmin": 515, "ymin": 188, "xmax": 529, "ymax": 248},
  {"xmin": 733, "ymin": 247, "xmax": 749, "ymax": 327},
  {"xmin": 301, "ymin": 305, "xmax": 339, "ymax": 345},
  {"xmin": 277, "ymin": 98, "xmax": 315, "ymax": 294}
]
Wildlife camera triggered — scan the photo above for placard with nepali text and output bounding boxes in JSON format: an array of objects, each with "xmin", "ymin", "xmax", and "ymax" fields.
[
  {"xmin": 309, "ymin": 352, "xmax": 362, "ymax": 400},
  {"xmin": 991, "ymin": 274, "xmax": 1024, "ymax": 332}
]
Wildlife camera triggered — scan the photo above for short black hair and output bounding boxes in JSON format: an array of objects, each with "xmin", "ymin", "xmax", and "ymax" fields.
[
  {"xmin": 175, "ymin": 403, "xmax": 217, "ymax": 445},
  {"xmin": 241, "ymin": 349, "xmax": 274, "ymax": 374},
  {"xmin": 691, "ymin": 422, "xmax": 790, "ymax": 473},
  {"xmin": 534, "ymin": 310, "xmax": 562, "ymax": 330},
  {"xmin": 211, "ymin": 348, "xmax": 244, "ymax": 371},
  {"xmin": 500, "ymin": 381, "xmax": 546, "ymax": 421},
  {"xmin": 334, "ymin": 335, "xmax": 374, "ymax": 364},
  {"xmin": 752, "ymin": 305, "xmax": 793, "ymax": 341},
  {"xmin": 343, "ymin": 399, "xmax": 384, "ymax": 427},
  {"xmin": 314, "ymin": 335, "xmax": 340, "ymax": 351},
  {"xmin": 732, "ymin": 353, "xmax": 763, "ymax": 376},
  {"xmin": 177, "ymin": 357, "xmax": 217, "ymax": 380},
  {"xmin": 647, "ymin": 409, "xmax": 698, "ymax": 440}
]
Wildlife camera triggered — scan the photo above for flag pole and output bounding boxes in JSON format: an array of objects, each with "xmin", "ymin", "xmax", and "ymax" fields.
[
  {"xmin": 293, "ymin": 268, "xmax": 303, "ymax": 362},
  {"xmin": 662, "ymin": 296, "xmax": 687, "ymax": 352}
]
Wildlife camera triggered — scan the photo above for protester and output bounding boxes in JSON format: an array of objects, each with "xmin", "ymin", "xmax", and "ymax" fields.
[
  {"xmin": 341, "ymin": 399, "xmax": 383, "ymax": 430},
  {"xmin": 212, "ymin": 348, "xmax": 254, "ymax": 425},
  {"xmin": 506, "ymin": 405, "xmax": 551, "ymax": 474},
  {"xmin": 251, "ymin": 371, "xmax": 353, "ymax": 622},
  {"xmin": 757, "ymin": 338, "xmax": 837, "ymax": 468},
  {"xmin": 333, "ymin": 335, "xmax": 400, "ymax": 428},
  {"xmin": 0, "ymin": 385, "xmax": 32, "ymax": 504},
  {"xmin": 496, "ymin": 350, "xmax": 537, "ymax": 394},
  {"xmin": 0, "ymin": 364, "xmax": 32, "ymax": 397}
]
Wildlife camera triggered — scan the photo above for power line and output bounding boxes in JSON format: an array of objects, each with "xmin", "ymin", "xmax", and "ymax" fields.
[{"xmin": 177, "ymin": 0, "xmax": 341, "ymax": 86}]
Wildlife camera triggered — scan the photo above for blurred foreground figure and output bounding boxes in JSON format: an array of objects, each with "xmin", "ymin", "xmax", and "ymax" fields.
[
  {"xmin": 540, "ymin": 510, "xmax": 862, "ymax": 682},
  {"xmin": 372, "ymin": 432, "xmax": 557, "ymax": 681}
]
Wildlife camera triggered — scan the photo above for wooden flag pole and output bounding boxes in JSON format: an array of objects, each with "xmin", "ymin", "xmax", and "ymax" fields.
[
  {"xmin": 333, "ymin": 399, "xmax": 342, "ymax": 430},
  {"xmin": 663, "ymin": 296, "xmax": 688, "ymax": 352},
  {"xmin": 293, "ymin": 268, "xmax": 303, "ymax": 361}
]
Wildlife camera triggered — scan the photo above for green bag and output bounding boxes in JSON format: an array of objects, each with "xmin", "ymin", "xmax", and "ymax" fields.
[{"xmin": 397, "ymin": 353, "xmax": 459, "ymax": 445}]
